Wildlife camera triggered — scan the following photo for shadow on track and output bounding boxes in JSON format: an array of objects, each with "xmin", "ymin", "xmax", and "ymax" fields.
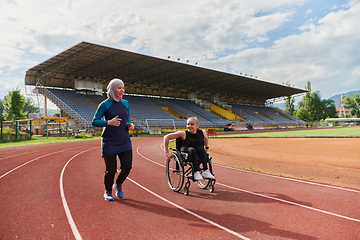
[{"xmin": 118, "ymin": 198, "xmax": 316, "ymax": 240}]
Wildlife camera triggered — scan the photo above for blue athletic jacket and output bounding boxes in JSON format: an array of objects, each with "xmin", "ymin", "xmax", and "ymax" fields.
[{"xmin": 92, "ymin": 98, "xmax": 132, "ymax": 155}]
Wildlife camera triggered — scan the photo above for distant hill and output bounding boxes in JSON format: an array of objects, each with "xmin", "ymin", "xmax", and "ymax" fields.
[
  {"xmin": 272, "ymin": 90, "xmax": 360, "ymax": 109},
  {"xmin": 47, "ymin": 108, "xmax": 59, "ymax": 116},
  {"xmin": 328, "ymin": 90, "xmax": 360, "ymax": 106},
  {"xmin": 272, "ymin": 102, "xmax": 286, "ymax": 109}
]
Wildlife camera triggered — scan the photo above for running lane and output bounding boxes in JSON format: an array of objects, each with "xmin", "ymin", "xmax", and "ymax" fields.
[
  {"xmin": 0, "ymin": 136, "xmax": 359, "ymax": 239},
  {"xmin": 0, "ymin": 140, "xmax": 98, "ymax": 239}
]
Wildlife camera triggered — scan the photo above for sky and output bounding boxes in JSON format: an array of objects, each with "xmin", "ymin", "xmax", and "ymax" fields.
[{"xmin": 1, "ymin": 0, "xmax": 359, "ymax": 109}]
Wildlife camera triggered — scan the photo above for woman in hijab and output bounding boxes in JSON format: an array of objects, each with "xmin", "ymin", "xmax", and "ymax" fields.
[{"xmin": 92, "ymin": 78, "xmax": 134, "ymax": 201}]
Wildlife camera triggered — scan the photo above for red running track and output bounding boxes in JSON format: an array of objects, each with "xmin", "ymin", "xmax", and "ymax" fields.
[{"xmin": 0, "ymin": 136, "xmax": 359, "ymax": 239}]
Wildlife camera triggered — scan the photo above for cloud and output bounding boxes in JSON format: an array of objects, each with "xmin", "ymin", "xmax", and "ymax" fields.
[
  {"xmin": 208, "ymin": 0, "xmax": 360, "ymax": 98},
  {"xmin": 305, "ymin": 9, "xmax": 312, "ymax": 15},
  {"xmin": 0, "ymin": 0, "xmax": 300, "ymax": 69},
  {"xmin": 0, "ymin": 0, "xmax": 358, "ymax": 102}
]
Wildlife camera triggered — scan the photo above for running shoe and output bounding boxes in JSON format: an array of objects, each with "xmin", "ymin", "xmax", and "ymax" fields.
[
  {"xmin": 113, "ymin": 183, "xmax": 124, "ymax": 198},
  {"xmin": 104, "ymin": 190, "xmax": 114, "ymax": 201},
  {"xmin": 201, "ymin": 170, "xmax": 215, "ymax": 179}
]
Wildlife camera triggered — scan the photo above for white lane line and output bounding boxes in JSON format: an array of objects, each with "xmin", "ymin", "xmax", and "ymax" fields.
[
  {"xmin": 0, "ymin": 147, "xmax": 79, "ymax": 179},
  {"xmin": 160, "ymin": 142, "xmax": 360, "ymax": 194},
  {"xmin": 136, "ymin": 144, "xmax": 250, "ymax": 239},
  {"xmin": 0, "ymin": 153, "xmax": 55, "ymax": 179},
  {"xmin": 0, "ymin": 145, "xmax": 95, "ymax": 239},
  {"xmin": 59, "ymin": 147, "xmax": 97, "ymax": 240},
  {"xmin": 213, "ymin": 163, "xmax": 360, "ymax": 194},
  {"xmin": 137, "ymin": 144, "xmax": 165, "ymax": 168},
  {"xmin": 137, "ymin": 144, "xmax": 360, "ymax": 224},
  {"xmin": 0, "ymin": 150, "xmax": 41, "ymax": 161},
  {"xmin": 217, "ymin": 182, "xmax": 360, "ymax": 223},
  {"xmin": 161, "ymin": 140, "xmax": 360, "ymax": 194},
  {"xmin": 127, "ymin": 177, "xmax": 250, "ymax": 240}
]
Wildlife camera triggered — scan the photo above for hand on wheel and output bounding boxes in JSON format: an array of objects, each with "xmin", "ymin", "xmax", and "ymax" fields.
[{"xmin": 165, "ymin": 152, "xmax": 173, "ymax": 159}]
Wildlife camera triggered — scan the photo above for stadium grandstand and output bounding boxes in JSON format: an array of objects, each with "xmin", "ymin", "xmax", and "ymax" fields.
[{"xmin": 24, "ymin": 41, "xmax": 307, "ymax": 134}]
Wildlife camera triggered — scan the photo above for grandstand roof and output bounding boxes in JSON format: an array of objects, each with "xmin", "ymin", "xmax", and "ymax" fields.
[{"xmin": 25, "ymin": 41, "xmax": 307, "ymax": 105}]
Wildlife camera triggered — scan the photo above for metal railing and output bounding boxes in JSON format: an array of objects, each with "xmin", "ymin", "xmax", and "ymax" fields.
[{"xmin": 37, "ymin": 85, "xmax": 92, "ymax": 128}]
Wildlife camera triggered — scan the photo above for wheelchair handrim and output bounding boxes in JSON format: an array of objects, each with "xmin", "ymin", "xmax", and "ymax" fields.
[{"xmin": 166, "ymin": 153, "xmax": 184, "ymax": 192}]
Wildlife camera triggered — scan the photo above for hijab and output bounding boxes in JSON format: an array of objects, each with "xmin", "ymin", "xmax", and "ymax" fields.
[{"xmin": 106, "ymin": 78, "xmax": 124, "ymax": 102}]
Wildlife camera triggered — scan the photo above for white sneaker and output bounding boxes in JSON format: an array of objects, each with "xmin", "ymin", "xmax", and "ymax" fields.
[
  {"xmin": 194, "ymin": 171, "xmax": 203, "ymax": 181},
  {"xmin": 104, "ymin": 190, "xmax": 114, "ymax": 201},
  {"xmin": 201, "ymin": 170, "xmax": 215, "ymax": 179}
]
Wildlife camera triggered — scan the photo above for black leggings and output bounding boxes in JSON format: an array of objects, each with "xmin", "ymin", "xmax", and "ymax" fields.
[
  {"xmin": 180, "ymin": 146, "xmax": 208, "ymax": 172},
  {"xmin": 103, "ymin": 150, "xmax": 132, "ymax": 191}
]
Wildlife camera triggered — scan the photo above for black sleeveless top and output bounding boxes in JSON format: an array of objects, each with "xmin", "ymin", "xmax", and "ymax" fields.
[{"xmin": 183, "ymin": 129, "xmax": 204, "ymax": 148}]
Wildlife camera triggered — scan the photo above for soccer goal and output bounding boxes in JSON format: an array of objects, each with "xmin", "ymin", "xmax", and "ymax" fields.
[
  {"xmin": 145, "ymin": 119, "xmax": 176, "ymax": 134},
  {"xmin": 233, "ymin": 122, "xmax": 250, "ymax": 131},
  {"xmin": 252, "ymin": 121, "xmax": 266, "ymax": 130}
]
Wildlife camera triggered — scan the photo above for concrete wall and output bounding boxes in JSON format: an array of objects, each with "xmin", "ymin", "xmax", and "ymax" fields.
[{"xmin": 1, "ymin": 134, "xmax": 30, "ymax": 141}]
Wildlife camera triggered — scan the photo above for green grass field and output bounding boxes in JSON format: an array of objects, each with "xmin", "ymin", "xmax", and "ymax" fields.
[
  {"xmin": 1, "ymin": 126, "xmax": 359, "ymax": 148},
  {"xmin": 217, "ymin": 126, "xmax": 360, "ymax": 138},
  {"xmin": 0, "ymin": 133, "xmax": 99, "ymax": 148}
]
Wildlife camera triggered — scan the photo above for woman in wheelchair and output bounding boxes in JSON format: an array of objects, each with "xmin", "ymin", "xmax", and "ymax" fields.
[{"xmin": 163, "ymin": 117, "xmax": 215, "ymax": 181}]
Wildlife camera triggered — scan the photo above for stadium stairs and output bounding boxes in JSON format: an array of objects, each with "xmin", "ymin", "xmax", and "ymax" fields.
[
  {"xmin": 158, "ymin": 98, "xmax": 226, "ymax": 128},
  {"xmin": 41, "ymin": 88, "xmax": 305, "ymax": 133},
  {"xmin": 144, "ymin": 97, "xmax": 187, "ymax": 120},
  {"xmin": 208, "ymin": 103, "xmax": 249, "ymax": 122},
  {"xmin": 38, "ymin": 87, "xmax": 95, "ymax": 129}
]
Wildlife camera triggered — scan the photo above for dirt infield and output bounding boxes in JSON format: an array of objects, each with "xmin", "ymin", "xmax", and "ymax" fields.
[{"xmin": 208, "ymin": 138, "xmax": 360, "ymax": 190}]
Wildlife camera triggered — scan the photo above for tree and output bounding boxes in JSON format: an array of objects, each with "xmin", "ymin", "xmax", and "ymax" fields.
[
  {"xmin": 283, "ymin": 82, "xmax": 295, "ymax": 115},
  {"xmin": 284, "ymin": 95, "xmax": 295, "ymax": 116},
  {"xmin": 23, "ymin": 97, "xmax": 39, "ymax": 118},
  {"xmin": 0, "ymin": 100, "xmax": 3, "ymax": 118},
  {"xmin": 343, "ymin": 94, "xmax": 360, "ymax": 117},
  {"xmin": 297, "ymin": 81, "xmax": 337, "ymax": 122},
  {"xmin": 273, "ymin": 106, "xmax": 281, "ymax": 111},
  {"xmin": 293, "ymin": 107, "xmax": 313, "ymax": 122},
  {"xmin": 302, "ymin": 81, "xmax": 312, "ymax": 113},
  {"xmin": 321, "ymin": 99, "xmax": 338, "ymax": 119},
  {"xmin": 2, "ymin": 88, "xmax": 26, "ymax": 121},
  {"xmin": 310, "ymin": 91, "xmax": 323, "ymax": 121}
]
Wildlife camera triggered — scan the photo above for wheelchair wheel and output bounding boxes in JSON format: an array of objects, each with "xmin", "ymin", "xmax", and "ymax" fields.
[
  {"xmin": 196, "ymin": 179, "xmax": 210, "ymax": 189},
  {"xmin": 184, "ymin": 181, "xmax": 190, "ymax": 195},
  {"xmin": 166, "ymin": 152, "xmax": 184, "ymax": 192},
  {"xmin": 196, "ymin": 157, "xmax": 214, "ymax": 189},
  {"xmin": 209, "ymin": 184, "xmax": 214, "ymax": 193}
]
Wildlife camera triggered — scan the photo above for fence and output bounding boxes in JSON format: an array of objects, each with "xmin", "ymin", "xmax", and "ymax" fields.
[
  {"xmin": 0, "ymin": 118, "xmax": 33, "ymax": 142},
  {"xmin": 145, "ymin": 119, "xmax": 176, "ymax": 134},
  {"xmin": 0, "ymin": 117, "xmax": 78, "ymax": 142}
]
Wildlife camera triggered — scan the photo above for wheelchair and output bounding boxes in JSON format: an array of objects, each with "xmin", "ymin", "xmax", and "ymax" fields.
[{"xmin": 166, "ymin": 138, "xmax": 216, "ymax": 195}]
